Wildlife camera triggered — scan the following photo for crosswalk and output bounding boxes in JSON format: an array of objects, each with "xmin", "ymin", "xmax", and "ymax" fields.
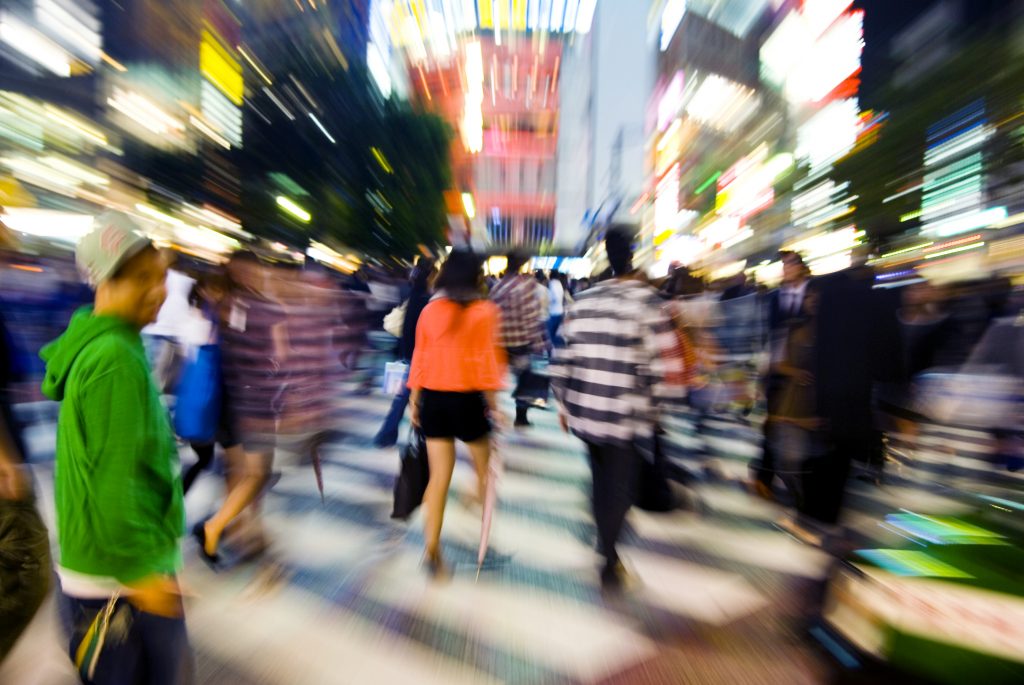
[{"xmin": 4, "ymin": 385, "xmax": 1018, "ymax": 684}]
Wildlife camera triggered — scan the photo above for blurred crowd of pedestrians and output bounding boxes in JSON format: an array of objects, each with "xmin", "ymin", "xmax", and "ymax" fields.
[{"xmin": 1, "ymin": 210, "xmax": 1022, "ymax": 681}]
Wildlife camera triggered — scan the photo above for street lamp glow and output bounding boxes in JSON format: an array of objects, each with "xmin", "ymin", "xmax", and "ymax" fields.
[
  {"xmin": 276, "ymin": 195, "xmax": 311, "ymax": 223},
  {"xmin": 461, "ymin": 192, "xmax": 476, "ymax": 219}
]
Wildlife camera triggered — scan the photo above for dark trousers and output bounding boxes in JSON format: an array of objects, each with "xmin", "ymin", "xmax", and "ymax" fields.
[
  {"xmin": 375, "ymin": 381, "xmax": 412, "ymax": 447},
  {"xmin": 753, "ymin": 375, "xmax": 784, "ymax": 486},
  {"xmin": 547, "ymin": 315, "xmax": 565, "ymax": 348},
  {"xmin": 586, "ymin": 441, "xmax": 641, "ymax": 571},
  {"xmin": 64, "ymin": 593, "xmax": 191, "ymax": 685},
  {"xmin": 799, "ymin": 434, "xmax": 871, "ymax": 526},
  {"xmin": 182, "ymin": 444, "xmax": 214, "ymax": 494}
]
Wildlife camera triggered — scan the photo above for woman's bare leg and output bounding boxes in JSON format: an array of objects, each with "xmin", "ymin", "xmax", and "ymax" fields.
[{"xmin": 423, "ymin": 438, "xmax": 456, "ymax": 559}]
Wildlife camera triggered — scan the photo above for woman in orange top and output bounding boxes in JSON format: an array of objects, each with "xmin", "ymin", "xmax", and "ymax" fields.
[{"xmin": 408, "ymin": 250, "xmax": 506, "ymax": 577}]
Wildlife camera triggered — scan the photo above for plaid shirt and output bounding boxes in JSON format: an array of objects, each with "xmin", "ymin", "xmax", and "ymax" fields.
[
  {"xmin": 550, "ymin": 279, "xmax": 686, "ymax": 446},
  {"xmin": 490, "ymin": 274, "xmax": 544, "ymax": 349}
]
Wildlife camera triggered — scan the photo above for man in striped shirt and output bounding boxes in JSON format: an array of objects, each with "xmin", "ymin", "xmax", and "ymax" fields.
[
  {"xmin": 550, "ymin": 224, "xmax": 685, "ymax": 592},
  {"xmin": 491, "ymin": 253, "xmax": 546, "ymax": 427}
]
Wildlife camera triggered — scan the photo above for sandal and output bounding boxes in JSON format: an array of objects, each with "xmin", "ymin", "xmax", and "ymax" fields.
[{"xmin": 192, "ymin": 522, "xmax": 222, "ymax": 569}]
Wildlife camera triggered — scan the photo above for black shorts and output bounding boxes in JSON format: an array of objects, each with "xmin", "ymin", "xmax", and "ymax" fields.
[{"xmin": 419, "ymin": 390, "xmax": 490, "ymax": 443}]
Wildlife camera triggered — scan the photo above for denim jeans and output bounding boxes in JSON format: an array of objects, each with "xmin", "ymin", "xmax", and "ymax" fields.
[
  {"xmin": 64, "ymin": 591, "xmax": 191, "ymax": 685},
  {"xmin": 375, "ymin": 368, "xmax": 411, "ymax": 447}
]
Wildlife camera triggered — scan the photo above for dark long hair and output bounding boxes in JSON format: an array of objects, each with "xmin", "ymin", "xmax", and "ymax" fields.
[{"xmin": 435, "ymin": 250, "xmax": 484, "ymax": 295}]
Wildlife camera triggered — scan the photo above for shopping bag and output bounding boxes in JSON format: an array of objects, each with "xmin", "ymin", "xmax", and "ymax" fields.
[
  {"xmin": 382, "ymin": 361, "xmax": 409, "ymax": 395},
  {"xmin": 391, "ymin": 429, "xmax": 429, "ymax": 520},
  {"xmin": 73, "ymin": 593, "xmax": 132, "ymax": 682},
  {"xmin": 173, "ymin": 344, "xmax": 221, "ymax": 442},
  {"xmin": 383, "ymin": 301, "xmax": 407, "ymax": 337}
]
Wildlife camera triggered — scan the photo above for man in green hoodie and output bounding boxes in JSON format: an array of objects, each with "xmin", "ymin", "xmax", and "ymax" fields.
[{"xmin": 41, "ymin": 211, "xmax": 188, "ymax": 684}]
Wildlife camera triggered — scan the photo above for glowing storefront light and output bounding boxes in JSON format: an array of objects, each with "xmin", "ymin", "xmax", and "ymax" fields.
[
  {"xmin": 0, "ymin": 207, "xmax": 93, "ymax": 243},
  {"xmin": 0, "ymin": 12, "xmax": 72, "ymax": 76},
  {"xmin": 796, "ymin": 99, "xmax": 861, "ymax": 170},
  {"xmin": 107, "ymin": 89, "xmax": 185, "ymax": 138},
  {"xmin": 463, "ymin": 40, "xmax": 484, "ymax": 154},
  {"xmin": 657, "ymin": 71, "xmax": 685, "ymax": 132},
  {"xmin": 36, "ymin": 0, "xmax": 101, "ymax": 64},
  {"xmin": 655, "ymin": 163, "xmax": 682, "ymax": 234},
  {"xmin": 461, "ymin": 192, "xmax": 476, "ymax": 219},
  {"xmin": 684, "ymin": 75, "xmax": 759, "ymax": 133},
  {"xmin": 760, "ymin": 5, "xmax": 863, "ymax": 105},
  {"xmin": 200, "ymin": 30, "xmax": 243, "ymax": 107},
  {"xmin": 660, "ymin": 0, "xmax": 687, "ymax": 51}
]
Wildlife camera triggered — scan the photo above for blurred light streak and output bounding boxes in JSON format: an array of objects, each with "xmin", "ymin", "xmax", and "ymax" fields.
[
  {"xmin": 238, "ymin": 45, "xmax": 272, "ymax": 84},
  {"xmin": 40, "ymin": 156, "xmax": 107, "ymax": 186},
  {"xmin": 42, "ymin": 105, "xmax": 107, "ymax": 145},
  {"xmin": 883, "ymin": 184, "xmax": 924, "ymax": 203},
  {"xmin": 107, "ymin": 89, "xmax": 185, "ymax": 136},
  {"xmin": 289, "ymin": 74, "xmax": 319, "ymax": 111},
  {"xmin": 926, "ymin": 234, "xmax": 982, "ymax": 252},
  {"xmin": 189, "ymin": 115, "xmax": 231, "ymax": 149},
  {"xmin": 880, "ymin": 242, "xmax": 932, "ymax": 259},
  {"xmin": 276, "ymin": 195, "xmax": 312, "ymax": 222},
  {"xmin": 100, "ymin": 51, "xmax": 127, "ymax": 72},
  {"xmin": 0, "ymin": 12, "xmax": 72, "ymax": 76},
  {"xmin": 660, "ymin": 0, "xmax": 687, "ymax": 51},
  {"xmin": 922, "ymin": 206, "xmax": 1007, "ymax": 238},
  {"xmin": 263, "ymin": 87, "xmax": 295, "ymax": 120},
  {"xmin": 371, "ymin": 147, "xmax": 394, "ymax": 173},
  {"xmin": 308, "ymin": 112, "xmax": 336, "ymax": 144},
  {"xmin": 629, "ymin": 192, "xmax": 650, "ymax": 215},
  {"xmin": 36, "ymin": 0, "xmax": 100, "ymax": 63},
  {"xmin": 322, "ymin": 28, "xmax": 349, "ymax": 69},
  {"xmin": 694, "ymin": 171, "xmax": 721, "ymax": 195},
  {"xmin": 923, "ymin": 241, "xmax": 985, "ymax": 260},
  {"xmin": 461, "ymin": 192, "xmax": 476, "ymax": 219}
]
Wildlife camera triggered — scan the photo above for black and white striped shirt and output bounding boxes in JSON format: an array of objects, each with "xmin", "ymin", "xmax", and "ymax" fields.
[{"xmin": 550, "ymin": 278, "xmax": 685, "ymax": 446}]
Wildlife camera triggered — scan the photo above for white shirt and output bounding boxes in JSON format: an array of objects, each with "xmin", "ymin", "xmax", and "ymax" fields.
[
  {"xmin": 143, "ymin": 270, "xmax": 196, "ymax": 341},
  {"xmin": 779, "ymin": 280, "xmax": 809, "ymax": 319},
  {"xmin": 549, "ymin": 279, "xmax": 565, "ymax": 316}
]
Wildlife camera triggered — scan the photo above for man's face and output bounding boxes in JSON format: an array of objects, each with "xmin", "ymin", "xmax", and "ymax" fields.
[
  {"xmin": 109, "ymin": 248, "xmax": 167, "ymax": 327},
  {"xmin": 782, "ymin": 257, "xmax": 803, "ymax": 284}
]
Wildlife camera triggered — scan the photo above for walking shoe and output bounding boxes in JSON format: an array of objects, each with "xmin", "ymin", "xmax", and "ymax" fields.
[
  {"xmin": 776, "ymin": 516, "xmax": 823, "ymax": 547},
  {"xmin": 424, "ymin": 551, "xmax": 451, "ymax": 582}
]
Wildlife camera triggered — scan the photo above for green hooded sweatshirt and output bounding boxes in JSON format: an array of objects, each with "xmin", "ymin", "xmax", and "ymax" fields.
[{"xmin": 41, "ymin": 307, "xmax": 184, "ymax": 583}]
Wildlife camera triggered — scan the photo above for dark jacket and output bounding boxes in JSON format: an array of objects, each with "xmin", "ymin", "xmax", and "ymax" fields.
[
  {"xmin": 398, "ymin": 286, "xmax": 432, "ymax": 361},
  {"xmin": 813, "ymin": 266, "xmax": 903, "ymax": 437}
]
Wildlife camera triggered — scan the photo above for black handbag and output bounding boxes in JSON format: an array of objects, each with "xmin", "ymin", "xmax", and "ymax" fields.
[{"xmin": 391, "ymin": 428, "xmax": 430, "ymax": 520}]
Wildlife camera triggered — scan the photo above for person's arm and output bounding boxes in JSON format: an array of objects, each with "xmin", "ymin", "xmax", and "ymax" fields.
[
  {"xmin": 407, "ymin": 306, "xmax": 428, "ymax": 426},
  {"xmin": 549, "ymin": 306, "xmax": 575, "ymax": 431},
  {"xmin": 0, "ymin": 409, "xmax": 26, "ymax": 501}
]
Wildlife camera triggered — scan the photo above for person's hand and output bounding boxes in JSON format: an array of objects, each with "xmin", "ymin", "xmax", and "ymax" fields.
[
  {"xmin": 127, "ymin": 575, "xmax": 183, "ymax": 618},
  {"xmin": 0, "ymin": 457, "xmax": 27, "ymax": 501},
  {"xmin": 558, "ymin": 413, "xmax": 570, "ymax": 433},
  {"xmin": 410, "ymin": 402, "xmax": 421, "ymax": 428},
  {"xmin": 794, "ymin": 370, "xmax": 814, "ymax": 386},
  {"xmin": 489, "ymin": 409, "xmax": 508, "ymax": 432}
]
